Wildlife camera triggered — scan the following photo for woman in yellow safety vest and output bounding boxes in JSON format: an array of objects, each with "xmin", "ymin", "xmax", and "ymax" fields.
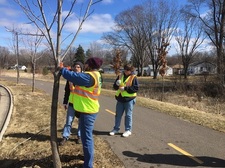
[
  {"xmin": 109, "ymin": 64, "xmax": 139, "ymax": 137},
  {"xmin": 60, "ymin": 57, "xmax": 103, "ymax": 168}
]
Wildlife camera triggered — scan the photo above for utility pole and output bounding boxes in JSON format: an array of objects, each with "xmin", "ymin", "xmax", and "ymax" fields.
[
  {"xmin": 6, "ymin": 27, "xmax": 44, "ymax": 84},
  {"xmin": 15, "ymin": 31, "xmax": 19, "ymax": 84},
  {"xmin": 6, "ymin": 28, "xmax": 20, "ymax": 84}
]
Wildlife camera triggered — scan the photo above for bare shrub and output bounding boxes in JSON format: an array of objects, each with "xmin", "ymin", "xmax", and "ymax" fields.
[{"xmin": 201, "ymin": 82, "xmax": 224, "ymax": 98}]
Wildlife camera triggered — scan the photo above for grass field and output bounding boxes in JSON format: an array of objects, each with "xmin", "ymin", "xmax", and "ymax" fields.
[{"xmin": 0, "ymin": 70, "xmax": 225, "ymax": 167}]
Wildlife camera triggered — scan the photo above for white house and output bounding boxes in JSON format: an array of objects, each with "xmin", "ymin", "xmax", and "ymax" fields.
[
  {"xmin": 165, "ymin": 66, "xmax": 173, "ymax": 76},
  {"xmin": 188, "ymin": 61, "xmax": 217, "ymax": 75},
  {"xmin": 102, "ymin": 64, "xmax": 115, "ymax": 74},
  {"xmin": 141, "ymin": 65, "xmax": 173, "ymax": 76},
  {"xmin": 142, "ymin": 65, "xmax": 152, "ymax": 76},
  {"xmin": 172, "ymin": 64, "xmax": 184, "ymax": 75}
]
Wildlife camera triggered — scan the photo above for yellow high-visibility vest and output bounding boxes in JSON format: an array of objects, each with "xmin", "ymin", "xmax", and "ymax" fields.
[
  {"xmin": 68, "ymin": 82, "xmax": 76, "ymax": 104},
  {"xmin": 116, "ymin": 75, "xmax": 137, "ymax": 97},
  {"xmin": 73, "ymin": 71, "xmax": 102, "ymax": 113}
]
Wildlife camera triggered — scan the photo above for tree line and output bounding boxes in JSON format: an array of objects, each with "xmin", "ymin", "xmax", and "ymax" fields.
[
  {"xmin": 102, "ymin": 0, "xmax": 225, "ymax": 83},
  {"xmin": 2, "ymin": 0, "xmax": 224, "ymax": 83}
]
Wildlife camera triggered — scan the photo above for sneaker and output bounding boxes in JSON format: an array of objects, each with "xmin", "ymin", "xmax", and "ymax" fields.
[
  {"xmin": 122, "ymin": 131, "xmax": 132, "ymax": 137},
  {"xmin": 109, "ymin": 129, "xmax": 119, "ymax": 136},
  {"xmin": 59, "ymin": 138, "xmax": 67, "ymax": 146}
]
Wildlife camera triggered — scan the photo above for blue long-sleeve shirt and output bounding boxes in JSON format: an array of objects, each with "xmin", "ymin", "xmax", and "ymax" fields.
[{"xmin": 61, "ymin": 68, "xmax": 94, "ymax": 87}]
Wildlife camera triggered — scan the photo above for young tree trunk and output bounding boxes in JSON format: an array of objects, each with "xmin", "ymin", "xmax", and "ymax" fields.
[
  {"xmin": 32, "ymin": 62, "xmax": 36, "ymax": 92},
  {"xmin": 153, "ymin": 70, "xmax": 158, "ymax": 79},
  {"xmin": 50, "ymin": 71, "xmax": 61, "ymax": 168},
  {"xmin": 13, "ymin": 1, "xmax": 101, "ymax": 167}
]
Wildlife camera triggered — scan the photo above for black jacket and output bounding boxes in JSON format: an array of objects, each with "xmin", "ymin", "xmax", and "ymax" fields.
[{"xmin": 63, "ymin": 80, "xmax": 70, "ymax": 105}]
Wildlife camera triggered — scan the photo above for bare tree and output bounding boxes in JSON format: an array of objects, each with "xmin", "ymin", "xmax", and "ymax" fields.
[
  {"xmin": 103, "ymin": 5, "xmax": 149, "ymax": 76},
  {"xmin": 183, "ymin": 0, "xmax": 225, "ymax": 83},
  {"xmin": 175, "ymin": 14, "xmax": 205, "ymax": 79},
  {"xmin": 21, "ymin": 30, "xmax": 45, "ymax": 92},
  {"xmin": 144, "ymin": 0, "xmax": 179, "ymax": 79},
  {"xmin": 103, "ymin": 0, "xmax": 179, "ymax": 77},
  {"xmin": 63, "ymin": 46, "xmax": 77, "ymax": 66},
  {"xmin": 89, "ymin": 42, "xmax": 102, "ymax": 56},
  {"xmin": 0, "ymin": 46, "xmax": 10, "ymax": 69},
  {"xmin": 6, "ymin": 28, "xmax": 20, "ymax": 83},
  {"xmin": 14, "ymin": 0, "xmax": 102, "ymax": 167}
]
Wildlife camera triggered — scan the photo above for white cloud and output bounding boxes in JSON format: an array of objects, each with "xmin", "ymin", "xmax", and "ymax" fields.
[
  {"xmin": 0, "ymin": 18, "xmax": 15, "ymax": 27},
  {"xmin": 0, "ymin": 0, "xmax": 7, "ymax": 5},
  {"xmin": 102, "ymin": 0, "xmax": 113, "ymax": 4},
  {"xmin": 65, "ymin": 13, "xmax": 114, "ymax": 34},
  {"xmin": 169, "ymin": 35, "xmax": 213, "ymax": 56},
  {"xmin": 0, "ymin": 7, "xmax": 19, "ymax": 17},
  {"xmin": 62, "ymin": 10, "xmax": 74, "ymax": 18}
]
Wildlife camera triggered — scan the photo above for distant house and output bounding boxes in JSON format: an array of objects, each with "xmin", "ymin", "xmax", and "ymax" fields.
[
  {"xmin": 102, "ymin": 64, "xmax": 124, "ymax": 74},
  {"xmin": 141, "ymin": 65, "xmax": 173, "ymax": 76},
  {"xmin": 188, "ymin": 61, "xmax": 217, "ymax": 75},
  {"xmin": 137, "ymin": 65, "xmax": 153, "ymax": 76},
  {"xmin": 8, "ymin": 64, "xmax": 27, "ymax": 71},
  {"xmin": 142, "ymin": 65, "xmax": 152, "ymax": 76},
  {"xmin": 172, "ymin": 64, "xmax": 184, "ymax": 75},
  {"xmin": 165, "ymin": 66, "xmax": 173, "ymax": 76},
  {"xmin": 102, "ymin": 64, "xmax": 114, "ymax": 74}
]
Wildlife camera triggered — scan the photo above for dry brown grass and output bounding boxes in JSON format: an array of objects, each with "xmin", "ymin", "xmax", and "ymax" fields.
[
  {"xmin": 1, "ymin": 70, "xmax": 225, "ymax": 168},
  {"xmin": 0, "ymin": 78, "xmax": 124, "ymax": 168}
]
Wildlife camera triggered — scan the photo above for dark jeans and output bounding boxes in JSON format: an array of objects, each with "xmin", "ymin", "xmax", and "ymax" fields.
[{"xmin": 79, "ymin": 113, "xmax": 98, "ymax": 168}]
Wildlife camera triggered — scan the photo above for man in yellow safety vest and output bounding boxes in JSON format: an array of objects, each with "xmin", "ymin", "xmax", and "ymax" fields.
[{"xmin": 59, "ymin": 61, "xmax": 83, "ymax": 146}]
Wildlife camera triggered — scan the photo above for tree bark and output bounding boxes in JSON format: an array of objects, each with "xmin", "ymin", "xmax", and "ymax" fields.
[{"xmin": 50, "ymin": 72, "xmax": 61, "ymax": 168}]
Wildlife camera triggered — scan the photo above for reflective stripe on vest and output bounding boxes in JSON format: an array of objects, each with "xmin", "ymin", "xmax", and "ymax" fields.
[
  {"xmin": 68, "ymin": 82, "xmax": 75, "ymax": 103},
  {"xmin": 116, "ymin": 74, "xmax": 137, "ymax": 97},
  {"xmin": 73, "ymin": 72, "xmax": 100, "ymax": 100},
  {"xmin": 73, "ymin": 71, "xmax": 101, "ymax": 113}
]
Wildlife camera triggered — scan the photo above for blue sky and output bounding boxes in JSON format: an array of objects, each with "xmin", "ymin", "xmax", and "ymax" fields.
[
  {"xmin": 0, "ymin": 0, "xmax": 192, "ymax": 55},
  {"xmin": 0, "ymin": 0, "xmax": 144, "ymax": 51}
]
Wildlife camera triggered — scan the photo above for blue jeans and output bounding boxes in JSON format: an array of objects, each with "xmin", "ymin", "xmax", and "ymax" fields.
[
  {"xmin": 113, "ymin": 98, "xmax": 136, "ymax": 132},
  {"xmin": 79, "ymin": 113, "xmax": 98, "ymax": 168},
  {"xmin": 62, "ymin": 105, "xmax": 81, "ymax": 139}
]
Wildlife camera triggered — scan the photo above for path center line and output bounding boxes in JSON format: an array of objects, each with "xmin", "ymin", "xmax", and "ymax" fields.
[
  {"xmin": 105, "ymin": 109, "xmax": 115, "ymax": 115},
  {"xmin": 168, "ymin": 143, "xmax": 203, "ymax": 164}
]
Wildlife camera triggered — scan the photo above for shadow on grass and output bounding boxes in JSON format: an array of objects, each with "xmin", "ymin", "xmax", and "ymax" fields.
[
  {"xmin": 5, "ymin": 132, "xmax": 81, "ymax": 147},
  {"xmin": 123, "ymin": 151, "xmax": 225, "ymax": 167},
  {"xmin": 5, "ymin": 132, "xmax": 50, "ymax": 141},
  {"xmin": 5, "ymin": 127, "xmax": 80, "ymax": 141},
  {"xmin": 0, "ymin": 154, "xmax": 83, "ymax": 168}
]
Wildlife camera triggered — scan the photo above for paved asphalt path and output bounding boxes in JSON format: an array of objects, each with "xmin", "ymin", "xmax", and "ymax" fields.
[{"xmin": 1, "ymin": 76, "xmax": 225, "ymax": 168}]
